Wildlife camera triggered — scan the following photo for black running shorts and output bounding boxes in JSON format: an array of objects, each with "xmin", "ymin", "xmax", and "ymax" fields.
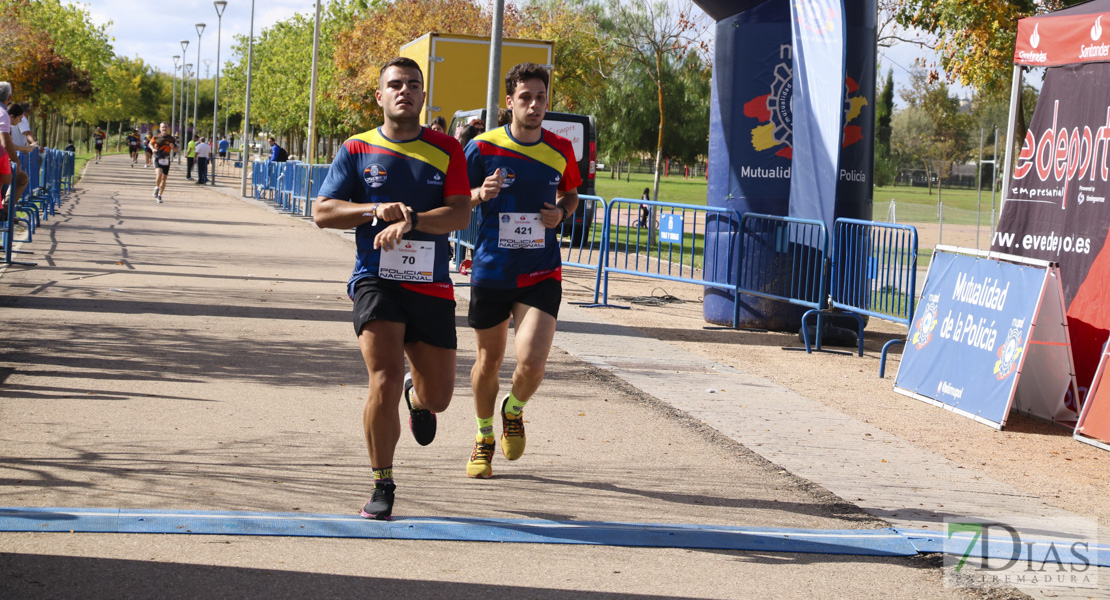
[
  {"xmin": 468, "ymin": 278, "xmax": 561, "ymax": 330},
  {"xmin": 154, "ymin": 152, "xmax": 171, "ymax": 174},
  {"xmin": 352, "ymin": 276, "xmax": 457, "ymax": 349}
]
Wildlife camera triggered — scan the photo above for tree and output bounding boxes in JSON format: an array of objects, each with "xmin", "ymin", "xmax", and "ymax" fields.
[
  {"xmin": 892, "ymin": 0, "xmax": 1085, "ymax": 96},
  {"xmin": 602, "ymin": 0, "xmax": 707, "ymax": 209},
  {"xmin": 874, "ymin": 68, "xmax": 895, "ymax": 186},
  {"xmin": 898, "ymin": 70, "xmax": 972, "ymax": 193}
]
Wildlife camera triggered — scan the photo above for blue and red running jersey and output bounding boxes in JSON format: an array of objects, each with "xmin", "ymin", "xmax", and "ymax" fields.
[
  {"xmin": 318, "ymin": 127, "xmax": 469, "ymax": 299},
  {"xmin": 465, "ymin": 125, "xmax": 582, "ymax": 289}
]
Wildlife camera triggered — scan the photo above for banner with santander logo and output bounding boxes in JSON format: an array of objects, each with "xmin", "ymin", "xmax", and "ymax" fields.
[{"xmin": 996, "ymin": 1, "xmax": 1110, "ymax": 445}]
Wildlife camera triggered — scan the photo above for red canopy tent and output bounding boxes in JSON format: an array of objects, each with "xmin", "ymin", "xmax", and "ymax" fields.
[{"xmin": 996, "ymin": 0, "xmax": 1110, "ymax": 447}]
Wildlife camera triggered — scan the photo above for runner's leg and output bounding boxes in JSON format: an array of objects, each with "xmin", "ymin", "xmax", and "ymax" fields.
[
  {"xmin": 404, "ymin": 342, "xmax": 455, "ymax": 413},
  {"xmin": 471, "ymin": 319, "xmax": 510, "ymax": 421},
  {"xmin": 358, "ymin": 319, "xmax": 407, "ymax": 469},
  {"xmin": 508, "ymin": 303, "xmax": 557, "ymax": 403}
]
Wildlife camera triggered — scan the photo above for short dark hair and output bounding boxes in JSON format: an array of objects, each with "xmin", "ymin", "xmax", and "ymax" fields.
[
  {"xmin": 497, "ymin": 108, "xmax": 512, "ymax": 126},
  {"xmin": 431, "ymin": 115, "xmax": 446, "ymax": 128},
  {"xmin": 7, "ymin": 104, "xmax": 23, "ymax": 118},
  {"xmin": 379, "ymin": 57, "xmax": 423, "ymax": 84},
  {"xmin": 505, "ymin": 62, "xmax": 549, "ymax": 97}
]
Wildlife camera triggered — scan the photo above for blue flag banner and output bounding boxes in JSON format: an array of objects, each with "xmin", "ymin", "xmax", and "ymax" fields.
[
  {"xmin": 895, "ymin": 247, "xmax": 1079, "ymax": 429},
  {"xmin": 787, "ymin": 0, "xmax": 845, "ymax": 233}
]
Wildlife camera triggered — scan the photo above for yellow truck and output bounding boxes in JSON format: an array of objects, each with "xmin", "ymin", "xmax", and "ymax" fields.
[{"xmin": 399, "ymin": 33, "xmax": 554, "ymax": 126}]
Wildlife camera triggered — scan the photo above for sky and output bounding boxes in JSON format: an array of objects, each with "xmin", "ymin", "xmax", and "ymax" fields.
[{"xmin": 72, "ymin": 0, "xmax": 972, "ymax": 106}]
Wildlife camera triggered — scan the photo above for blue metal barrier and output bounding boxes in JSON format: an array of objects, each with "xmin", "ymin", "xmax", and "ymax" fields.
[
  {"xmin": 251, "ymin": 161, "xmax": 266, "ymax": 198},
  {"xmin": 285, "ymin": 162, "xmax": 307, "ymax": 213},
  {"xmin": 829, "ymin": 218, "xmax": 918, "ymax": 376},
  {"xmin": 599, "ymin": 198, "xmax": 742, "ymax": 326},
  {"xmin": 303, "ymin": 164, "xmax": 329, "ymax": 217},
  {"xmin": 736, "ymin": 213, "xmax": 839, "ymax": 349}
]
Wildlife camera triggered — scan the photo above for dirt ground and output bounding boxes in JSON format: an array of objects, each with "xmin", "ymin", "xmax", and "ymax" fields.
[{"xmin": 557, "ymin": 249, "xmax": 1110, "ymax": 530}]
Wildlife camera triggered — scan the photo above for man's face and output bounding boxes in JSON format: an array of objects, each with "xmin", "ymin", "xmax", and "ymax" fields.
[
  {"xmin": 376, "ymin": 66, "xmax": 425, "ymax": 122},
  {"xmin": 507, "ymin": 77, "xmax": 547, "ymax": 131},
  {"xmin": 160, "ymin": 123, "xmax": 168, "ymax": 133}
]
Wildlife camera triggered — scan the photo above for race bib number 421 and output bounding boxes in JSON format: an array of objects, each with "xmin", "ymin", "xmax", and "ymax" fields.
[
  {"xmin": 498, "ymin": 212, "xmax": 544, "ymax": 249},
  {"xmin": 378, "ymin": 240, "xmax": 434, "ymax": 282}
]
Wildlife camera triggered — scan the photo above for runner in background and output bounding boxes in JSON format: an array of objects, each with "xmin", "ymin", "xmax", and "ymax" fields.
[
  {"xmin": 127, "ymin": 129, "xmax": 141, "ymax": 167},
  {"xmin": 143, "ymin": 131, "xmax": 154, "ymax": 168},
  {"xmin": 93, "ymin": 127, "xmax": 105, "ymax": 164},
  {"xmin": 149, "ymin": 122, "xmax": 176, "ymax": 203}
]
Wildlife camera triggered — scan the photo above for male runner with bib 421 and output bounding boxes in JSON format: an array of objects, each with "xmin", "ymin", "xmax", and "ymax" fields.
[
  {"xmin": 463, "ymin": 62, "xmax": 581, "ymax": 478},
  {"xmin": 313, "ymin": 57, "xmax": 471, "ymax": 520}
]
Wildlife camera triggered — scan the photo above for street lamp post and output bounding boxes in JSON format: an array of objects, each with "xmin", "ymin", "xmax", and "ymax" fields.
[
  {"xmin": 171, "ymin": 55, "xmax": 180, "ymax": 146},
  {"xmin": 179, "ymin": 40, "xmax": 189, "ymax": 144},
  {"xmin": 193, "ymin": 23, "xmax": 206, "ymax": 147},
  {"xmin": 239, "ymin": 0, "xmax": 256, "ymax": 197},
  {"xmin": 182, "ymin": 64, "xmax": 192, "ymax": 162},
  {"xmin": 211, "ymin": 0, "xmax": 227, "ymax": 185},
  {"xmin": 305, "ymin": 0, "xmax": 322, "ymax": 215}
]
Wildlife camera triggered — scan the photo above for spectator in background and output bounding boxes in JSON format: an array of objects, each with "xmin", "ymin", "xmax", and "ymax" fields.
[
  {"xmin": 195, "ymin": 136, "xmax": 211, "ymax": 185},
  {"xmin": 14, "ymin": 102, "xmax": 37, "ymax": 147},
  {"xmin": 429, "ymin": 116, "xmax": 447, "ymax": 134},
  {"xmin": 8, "ymin": 104, "xmax": 38, "ymax": 154},
  {"xmin": 268, "ymin": 136, "xmax": 288, "ymax": 162},
  {"xmin": 185, "ymin": 135, "xmax": 197, "ymax": 180},
  {"xmin": 497, "ymin": 108, "xmax": 512, "ymax": 127},
  {"xmin": 65, "ymin": 140, "xmax": 76, "ymax": 153},
  {"xmin": 639, "ymin": 187, "xmax": 651, "ymax": 227},
  {"xmin": 2, "ymin": 98, "xmax": 30, "ymax": 206},
  {"xmin": 457, "ymin": 122, "xmax": 485, "ymax": 148}
]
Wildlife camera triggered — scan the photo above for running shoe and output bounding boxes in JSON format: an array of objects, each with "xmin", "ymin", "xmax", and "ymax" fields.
[
  {"xmin": 404, "ymin": 372, "xmax": 436, "ymax": 446},
  {"xmin": 500, "ymin": 396, "xmax": 526, "ymax": 460},
  {"xmin": 156, "ymin": 194, "xmax": 163, "ymax": 204},
  {"xmin": 359, "ymin": 480, "xmax": 396, "ymax": 520},
  {"xmin": 466, "ymin": 434, "xmax": 495, "ymax": 478},
  {"xmin": 153, "ymin": 187, "xmax": 159, "ymax": 198}
]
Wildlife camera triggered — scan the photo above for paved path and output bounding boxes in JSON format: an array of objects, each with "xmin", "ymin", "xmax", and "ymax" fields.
[{"xmin": 0, "ymin": 154, "xmax": 1104, "ymax": 599}]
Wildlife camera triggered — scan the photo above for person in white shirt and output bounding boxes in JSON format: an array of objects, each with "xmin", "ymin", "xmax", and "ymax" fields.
[{"xmin": 195, "ymin": 137, "xmax": 212, "ymax": 185}]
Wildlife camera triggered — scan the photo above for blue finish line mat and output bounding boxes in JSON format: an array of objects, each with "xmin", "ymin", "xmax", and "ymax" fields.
[{"xmin": 2, "ymin": 507, "xmax": 1108, "ymax": 566}]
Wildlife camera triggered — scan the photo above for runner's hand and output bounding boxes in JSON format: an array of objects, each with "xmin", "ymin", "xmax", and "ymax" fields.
[
  {"xmin": 540, "ymin": 202, "xmax": 563, "ymax": 229},
  {"xmin": 373, "ymin": 208, "xmax": 413, "ymax": 251},
  {"xmin": 478, "ymin": 168, "xmax": 504, "ymax": 202},
  {"xmin": 374, "ymin": 202, "xmax": 410, "ymax": 223}
]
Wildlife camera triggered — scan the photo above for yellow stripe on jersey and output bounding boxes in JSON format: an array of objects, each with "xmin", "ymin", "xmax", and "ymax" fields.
[
  {"xmin": 476, "ymin": 128, "xmax": 567, "ymax": 175},
  {"xmin": 350, "ymin": 129, "xmax": 451, "ymax": 175}
]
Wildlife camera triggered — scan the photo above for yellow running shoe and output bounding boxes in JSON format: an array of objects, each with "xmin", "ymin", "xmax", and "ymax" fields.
[
  {"xmin": 500, "ymin": 396, "xmax": 526, "ymax": 460},
  {"xmin": 466, "ymin": 434, "xmax": 495, "ymax": 478}
]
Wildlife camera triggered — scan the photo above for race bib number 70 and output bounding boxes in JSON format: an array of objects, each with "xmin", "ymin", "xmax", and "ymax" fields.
[{"xmin": 378, "ymin": 240, "xmax": 435, "ymax": 282}]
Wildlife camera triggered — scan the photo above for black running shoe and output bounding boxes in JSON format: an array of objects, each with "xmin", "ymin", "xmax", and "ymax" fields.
[
  {"xmin": 404, "ymin": 372, "xmax": 436, "ymax": 446},
  {"xmin": 360, "ymin": 481, "xmax": 396, "ymax": 520}
]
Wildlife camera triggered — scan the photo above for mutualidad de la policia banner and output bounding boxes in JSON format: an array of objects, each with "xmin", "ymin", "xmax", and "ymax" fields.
[{"xmin": 895, "ymin": 248, "xmax": 1078, "ymax": 429}]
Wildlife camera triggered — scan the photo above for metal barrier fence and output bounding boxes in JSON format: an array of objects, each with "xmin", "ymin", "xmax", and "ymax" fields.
[
  {"xmin": 736, "ymin": 213, "xmax": 837, "ymax": 349},
  {"xmin": 600, "ymin": 198, "xmax": 742, "ymax": 327},
  {"xmin": 830, "ymin": 218, "xmax": 918, "ymax": 376},
  {"xmin": 4, "ymin": 148, "xmax": 72, "ymax": 265}
]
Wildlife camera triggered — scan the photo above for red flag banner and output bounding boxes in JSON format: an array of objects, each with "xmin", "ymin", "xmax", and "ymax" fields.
[{"xmin": 992, "ymin": 62, "xmax": 1110, "ymax": 407}]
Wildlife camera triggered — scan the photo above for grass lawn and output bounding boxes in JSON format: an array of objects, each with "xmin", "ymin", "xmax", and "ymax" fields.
[{"xmin": 594, "ymin": 171, "xmax": 710, "ymax": 207}]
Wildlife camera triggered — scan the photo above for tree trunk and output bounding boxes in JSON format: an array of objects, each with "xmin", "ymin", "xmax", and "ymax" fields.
[{"xmin": 648, "ymin": 51, "xmax": 667, "ymax": 248}]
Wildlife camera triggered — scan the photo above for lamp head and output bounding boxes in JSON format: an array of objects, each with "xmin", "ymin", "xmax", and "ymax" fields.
[
  {"xmin": 173, "ymin": 55, "xmax": 181, "ymax": 67},
  {"xmin": 196, "ymin": 23, "xmax": 206, "ymax": 37},
  {"xmin": 181, "ymin": 40, "xmax": 189, "ymax": 52},
  {"xmin": 213, "ymin": 1, "xmax": 227, "ymax": 17}
]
